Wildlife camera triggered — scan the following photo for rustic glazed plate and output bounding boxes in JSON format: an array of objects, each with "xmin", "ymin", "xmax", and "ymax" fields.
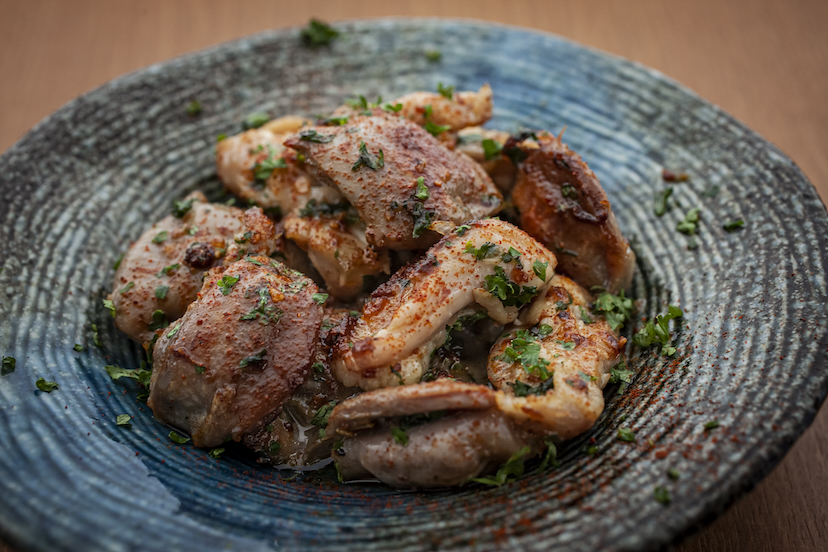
[{"xmin": 0, "ymin": 18, "xmax": 826, "ymax": 552}]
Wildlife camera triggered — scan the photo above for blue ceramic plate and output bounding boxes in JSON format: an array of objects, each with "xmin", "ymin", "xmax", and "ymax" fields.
[{"xmin": 1, "ymin": 19, "xmax": 826, "ymax": 552}]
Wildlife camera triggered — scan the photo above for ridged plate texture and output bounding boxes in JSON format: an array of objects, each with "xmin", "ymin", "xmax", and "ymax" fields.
[{"xmin": 0, "ymin": 18, "xmax": 826, "ymax": 552}]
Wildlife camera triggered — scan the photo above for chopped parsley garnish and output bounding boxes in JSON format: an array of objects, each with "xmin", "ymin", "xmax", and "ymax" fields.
[
  {"xmin": 704, "ymin": 419, "xmax": 720, "ymax": 430},
  {"xmin": 239, "ymin": 349, "xmax": 267, "ymax": 368},
  {"xmin": 609, "ymin": 358, "xmax": 633, "ymax": 394},
  {"xmin": 654, "ymin": 486, "xmax": 671, "ymax": 505},
  {"xmin": 481, "ymin": 139, "xmax": 503, "ymax": 161},
  {"xmin": 485, "ymin": 266, "xmax": 538, "ymax": 309},
  {"xmin": 455, "ymin": 224, "xmax": 471, "ymax": 236},
  {"xmin": 91, "ymin": 324, "xmax": 102, "ymax": 348},
  {"xmin": 312, "ymin": 401, "xmax": 338, "ymax": 427},
  {"xmin": 667, "ymin": 468, "xmax": 680, "ymax": 480},
  {"xmin": 119, "ymin": 281, "xmax": 135, "ymax": 294},
  {"xmin": 152, "ymin": 231, "xmax": 168, "ymax": 244},
  {"xmin": 216, "ymin": 134, "xmax": 227, "ymax": 142},
  {"xmin": 146, "ymin": 310, "xmax": 169, "ymax": 333},
  {"xmin": 172, "ymin": 198, "xmax": 197, "ymax": 218},
  {"xmin": 391, "ymin": 427, "xmax": 409, "ymax": 446},
  {"xmin": 252, "ymin": 147, "xmax": 288, "ymax": 182},
  {"xmin": 701, "ymin": 185, "xmax": 720, "ymax": 198},
  {"xmin": 561, "ymin": 183, "xmax": 578, "ymax": 199},
  {"xmin": 169, "ymin": 431, "xmax": 190, "ymax": 444},
  {"xmin": 501, "ymin": 246, "xmax": 522, "ymax": 264},
  {"xmin": 301, "ymin": 18, "xmax": 339, "ymax": 47},
  {"xmin": 532, "ymin": 259, "xmax": 548, "ymax": 281},
  {"xmin": 1, "ymin": 356, "xmax": 15, "ymax": 376},
  {"xmin": 633, "ymin": 305, "xmax": 683, "ymax": 356},
  {"xmin": 557, "ymin": 340, "xmax": 576, "ymax": 351},
  {"xmin": 185, "ymin": 100, "xmax": 201, "ymax": 116},
  {"xmin": 578, "ymin": 306, "xmax": 594, "ymax": 324},
  {"xmin": 73, "ymin": 344, "xmax": 83, "ymax": 352},
  {"xmin": 103, "ymin": 299, "xmax": 116, "ymax": 317},
  {"xmin": 443, "ymin": 311, "xmax": 489, "ymax": 348},
  {"xmin": 269, "ymin": 441, "xmax": 282, "ymax": 454},
  {"xmin": 298, "ymin": 198, "xmax": 351, "ymax": 218},
  {"xmin": 509, "ymin": 378, "xmax": 554, "ymax": 397},
  {"xmin": 312, "ymin": 362, "xmax": 325, "ymax": 373},
  {"xmin": 498, "ymin": 327, "xmax": 553, "ymax": 380},
  {"xmin": 407, "ymin": 201, "xmax": 434, "ymax": 238},
  {"xmin": 586, "ymin": 445, "xmax": 599, "ymax": 455},
  {"xmin": 425, "ymin": 49, "xmax": 442, "ymax": 62},
  {"xmin": 414, "ymin": 177, "xmax": 429, "ymax": 200},
  {"xmin": 617, "ymin": 428, "xmax": 636, "ymax": 442},
  {"xmin": 242, "ymin": 112, "xmax": 270, "ymax": 130},
  {"xmin": 676, "ymin": 207, "xmax": 701, "ymax": 235},
  {"xmin": 113, "ymin": 253, "xmax": 124, "ymax": 270},
  {"xmin": 156, "ymin": 263, "xmax": 180, "ymax": 277},
  {"xmin": 723, "ymin": 218, "xmax": 744, "ymax": 231},
  {"xmin": 312, "ymin": 292, "xmax": 329, "ymax": 305},
  {"xmin": 470, "ymin": 445, "xmax": 530, "ymax": 486},
  {"xmin": 317, "ymin": 115, "xmax": 349, "ymax": 126},
  {"xmin": 245, "ymin": 256, "xmax": 264, "ymax": 266},
  {"xmin": 422, "ymin": 105, "xmax": 450, "ymax": 137},
  {"xmin": 382, "ymin": 103, "xmax": 403, "ymax": 112},
  {"xmin": 240, "ymin": 288, "xmax": 282, "ymax": 325},
  {"xmin": 105, "ymin": 364, "xmax": 152, "ymax": 386},
  {"xmin": 437, "ymin": 82, "xmax": 454, "ymax": 99},
  {"xmin": 592, "ymin": 289, "xmax": 635, "ymax": 331},
  {"xmin": 36, "ymin": 378, "xmax": 59, "ymax": 393},
  {"xmin": 654, "ymin": 187, "xmax": 673, "ymax": 216},
  {"xmin": 299, "ymin": 129, "xmax": 334, "ymax": 143},
  {"xmin": 166, "ymin": 323, "xmax": 182, "ymax": 339},
  {"xmin": 538, "ymin": 439, "xmax": 561, "ymax": 471},
  {"xmin": 216, "ymin": 275, "xmax": 240, "ymax": 295},
  {"xmin": 116, "ymin": 414, "xmax": 132, "ymax": 427},
  {"xmin": 464, "ymin": 241, "xmax": 500, "ymax": 260},
  {"xmin": 209, "ymin": 447, "xmax": 225, "ymax": 459},
  {"xmin": 351, "ymin": 141, "xmax": 384, "ymax": 171},
  {"xmin": 155, "ymin": 285, "xmax": 169, "ymax": 300}
]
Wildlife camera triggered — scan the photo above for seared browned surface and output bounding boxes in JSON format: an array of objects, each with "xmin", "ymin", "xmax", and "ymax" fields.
[
  {"xmin": 147, "ymin": 256, "xmax": 322, "ymax": 447},
  {"xmin": 284, "ymin": 110, "xmax": 502, "ymax": 249},
  {"xmin": 2, "ymin": 1, "xmax": 826, "ymax": 550}
]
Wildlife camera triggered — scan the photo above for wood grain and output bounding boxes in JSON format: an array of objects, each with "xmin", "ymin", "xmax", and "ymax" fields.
[{"xmin": 0, "ymin": 1, "xmax": 826, "ymax": 550}]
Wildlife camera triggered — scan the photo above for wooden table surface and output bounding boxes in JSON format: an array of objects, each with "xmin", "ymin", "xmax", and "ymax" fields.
[{"xmin": 1, "ymin": 1, "xmax": 826, "ymax": 550}]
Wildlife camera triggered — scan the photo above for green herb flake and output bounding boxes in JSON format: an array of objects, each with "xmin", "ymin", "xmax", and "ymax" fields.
[
  {"xmin": 509, "ymin": 378, "xmax": 554, "ymax": 397},
  {"xmin": 148, "ymin": 310, "xmax": 169, "ymax": 331},
  {"xmin": 103, "ymin": 299, "xmax": 116, "ymax": 317},
  {"xmin": 73, "ymin": 344, "xmax": 83, "ymax": 353},
  {"xmin": 579, "ymin": 306, "xmax": 594, "ymax": 324},
  {"xmin": 312, "ymin": 292, "xmax": 329, "ymax": 305},
  {"xmin": 105, "ymin": 364, "xmax": 152, "ymax": 387},
  {"xmin": 312, "ymin": 401, "xmax": 338, "ymax": 427},
  {"xmin": 532, "ymin": 259, "xmax": 548, "ymax": 281},
  {"xmin": 113, "ymin": 253, "xmax": 124, "ymax": 270},
  {"xmin": 299, "ymin": 129, "xmax": 334, "ymax": 143},
  {"xmin": 485, "ymin": 266, "xmax": 539, "ymax": 309},
  {"xmin": 676, "ymin": 207, "xmax": 701, "ymax": 235},
  {"xmin": 186, "ymin": 100, "xmax": 201, "ymax": 116},
  {"xmin": 382, "ymin": 103, "xmax": 403, "ymax": 112},
  {"xmin": 633, "ymin": 305, "xmax": 684, "ymax": 356},
  {"xmin": 422, "ymin": 105, "xmax": 450, "ymax": 136},
  {"xmin": 391, "ymin": 427, "xmax": 409, "ymax": 446},
  {"xmin": 592, "ymin": 289, "xmax": 635, "ymax": 331},
  {"xmin": 470, "ymin": 445, "xmax": 531, "ymax": 486},
  {"xmin": 617, "ymin": 428, "xmax": 636, "ymax": 442},
  {"xmin": 301, "ymin": 18, "xmax": 339, "ymax": 47},
  {"xmin": 216, "ymin": 275, "xmax": 240, "ymax": 295},
  {"xmin": 437, "ymin": 82, "xmax": 454, "ymax": 100},
  {"xmin": 352, "ymin": 141, "xmax": 384, "ymax": 171},
  {"xmin": 242, "ymin": 112, "xmax": 270, "ymax": 130},
  {"xmin": 172, "ymin": 198, "xmax": 197, "ymax": 218},
  {"xmin": 269, "ymin": 441, "xmax": 282, "ymax": 454},
  {"xmin": 35, "ymin": 378, "xmax": 59, "ymax": 393},
  {"xmin": 701, "ymin": 185, "xmax": 720, "ymax": 198},
  {"xmin": 481, "ymin": 138, "xmax": 503, "ymax": 161},
  {"xmin": 239, "ymin": 288, "xmax": 282, "ymax": 325},
  {"xmin": 216, "ymin": 133, "xmax": 227, "ymax": 142},
  {"xmin": 116, "ymin": 414, "xmax": 132, "ymax": 427},
  {"xmin": 609, "ymin": 358, "xmax": 633, "ymax": 393},
  {"xmin": 155, "ymin": 263, "xmax": 180, "ymax": 278},
  {"xmin": 209, "ymin": 447, "xmax": 225, "ymax": 459},
  {"xmin": 556, "ymin": 340, "xmax": 576, "ymax": 351},
  {"xmin": 538, "ymin": 439, "xmax": 561, "ymax": 471},
  {"xmin": 407, "ymin": 201, "xmax": 435, "ymax": 238},
  {"xmin": 239, "ymin": 349, "xmax": 268, "ymax": 368},
  {"xmin": 654, "ymin": 486, "xmax": 671, "ymax": 505},
  {"xmin": 1, "ymin": 356, "xmax": 16, "ymax": 376},
  {"xmin": 723, "ymin": 219, "xmax": 744, "ymax": 232},
  {"xmin": 312, "ymin": 362, "xmax": 325, "ymax": 373},
  {"xmin": 425, "ymin": 49, "xmax": 442, "ymax": 62},
  {"xmin": 704, "ymin": 419, "xmax": 720, "ymax": 430},
  {"xmin": 501, "ymin": 246, "xmax": 521, "ymax": 263},
  {"xmin": 166, "ymin": 323, "xmax": 182, "ymax": 339},
  {"xmin": 654, "ymin": 187, "xmax": 673, "ymax": 216},
  {"xmin": 169, "ymin": 431, "xmax": 190, "ymax": 444},
  {"xmin": 667, "ymin": 468, "xmax": 680, "ymax": 480},
  {"xmin": 155, "ymin": 285, "xmax": 169, "ymax": 300},
  {"xmin": 119, "ymin": 281, "xmax": 135, "ymax": 294},
  {"xmin": 415, "ymin": 177, "xmax": 429, "ymax": 200}
]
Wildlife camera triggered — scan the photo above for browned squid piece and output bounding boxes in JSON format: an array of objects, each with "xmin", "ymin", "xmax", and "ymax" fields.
[
  {"xmin": 284, "ymin": 109, "xmax": 502, "ymax": 250},
  {"xmin": 511, "ymin": 131, "xmax": 635, "ymax": 293},
  {"xmin": 109, "ymin": 191, "xmax": 278, "ymax": 344},
  {"xmin": 148, "ymin": 256, "xmax": 322, "ymax": 447}
]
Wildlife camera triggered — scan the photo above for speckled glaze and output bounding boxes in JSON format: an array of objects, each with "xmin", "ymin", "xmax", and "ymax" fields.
[{"xmin": 0, "ymin": 19, "xmax": 826, "ymax": 552}]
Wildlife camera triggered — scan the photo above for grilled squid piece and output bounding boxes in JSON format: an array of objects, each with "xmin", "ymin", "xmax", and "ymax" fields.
[
  {"xmin": 488, "ymin": 274, "xmax": 626, "ymax": 439},
  {"xmin": 109, "ymin": 192, "xmax": 278, "ymax": 344},
  {"xmin": 392, "ymin": 85, "xmax": 494, "ymax": 133},
  {"xmin": 284, "ymin": 110, "xmax": 502, "ymax": 250},
  {"xmin": 332, "ymin": 219, "xmax": 557, "ymax": 390},
  {"xmin": 512, "ymin": 131, "xmax": 635, "ymax": 293},
  {"xmin": 215, "ymin": 116, "xmax": 312, "ymax": 213},
  {"xmin": 327, "ymin": 380, "xmax": 536, "ymax": 487},
  {"xmin": 148, "ymin": 256, "xmax": 322, "ymax": 447}
]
